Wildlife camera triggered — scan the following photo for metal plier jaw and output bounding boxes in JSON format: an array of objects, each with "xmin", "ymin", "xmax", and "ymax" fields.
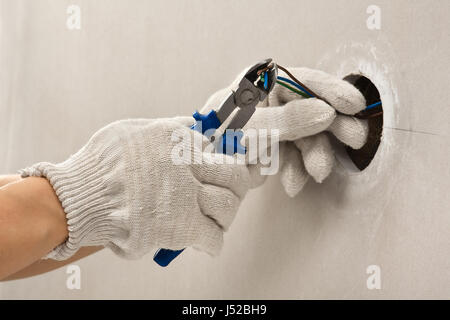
[
  {"xmin": 191, "ymin": 59, "xmax": 278, "ymax": 154},
  {"xmin": 153, "ymin": 59, "xmax": 277, "ymax": 268}
]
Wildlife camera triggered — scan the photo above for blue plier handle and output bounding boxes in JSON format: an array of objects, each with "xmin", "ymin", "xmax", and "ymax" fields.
[{"xmin": 153, "ymin": 59, "xmax": 278, "ymax": 267}]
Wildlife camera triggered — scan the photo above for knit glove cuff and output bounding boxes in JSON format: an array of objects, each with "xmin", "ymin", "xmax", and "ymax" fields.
[{"xmin": 20, "ymin": 141, "xmax": 127, "ymax": 260}]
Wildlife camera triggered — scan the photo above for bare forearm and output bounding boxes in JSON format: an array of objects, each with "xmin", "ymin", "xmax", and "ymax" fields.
[
  {"xmin": 0, "ymin": 175, "xmax": 21, "ymax": 188},
  {"xmin": 0, "ymin": 177, "xmax": 68, "ymax": 280},
  {"xmin": 3, "ymin": 246, "xmax": 103, "ymax": 281},
  {"xmin": 0, "ymin": 175, "xmax": 103, "ymax": 281}
]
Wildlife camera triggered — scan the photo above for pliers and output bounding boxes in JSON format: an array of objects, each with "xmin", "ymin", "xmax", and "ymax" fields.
[{"xmin": 153, "ymin": 58, "xmax": 278, "ymax": 267}]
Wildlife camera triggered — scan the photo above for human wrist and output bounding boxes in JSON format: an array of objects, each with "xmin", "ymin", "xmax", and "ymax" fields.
[
  {"xmin": 27, "ymin": 177, "xmax": 68, "ymax": 242},
  {"xmin": 20, "ymin": 144, "xmax": 127, "ymax": 260}
]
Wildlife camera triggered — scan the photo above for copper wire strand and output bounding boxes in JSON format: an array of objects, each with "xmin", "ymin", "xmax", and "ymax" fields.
[{"xmin": 256, "ymin": 63, "xmax": 274, "ymax": 76}]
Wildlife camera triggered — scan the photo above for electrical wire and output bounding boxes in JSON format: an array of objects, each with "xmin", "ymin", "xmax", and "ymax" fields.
[
  {"xmin": 262, "ymin": 63, "xmax": 383, "ymax": 117},
  {"xmin": 277, "ymin": 64, "xmax": 382, "ymax": 112},
  {"xmin": 276, "ymin": 80, "xmax": 310, "ymax": 98},
  {"xmin": 357, "ymin": 111, "xmax": 383, "ymax": 119},
  {"xmin": 365, "ymin": 101, "xmax": 382, "ymax": 110},
  {"xmin": 277, "ymin": 76, "xmax": 312, "ymax": 97},
  {"xmin": 264, "ymin": 71, "xmax": 268, "ymax": 89},
  {"xmin": 276, "ymin": 64, "xmax": 330, "ymax": 103}
]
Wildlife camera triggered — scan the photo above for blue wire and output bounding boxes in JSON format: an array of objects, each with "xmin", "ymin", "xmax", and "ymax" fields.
[
  {"xmin": 365, "ymin": 101, "xmax": 382, "ymax": 110},
  {"xmin": 277, "ymin": 76, "xmax": 314, "ymax": 97},
  {"xmin": 264, "ymin": 72, "xmax": 268, "ymax": 89}
]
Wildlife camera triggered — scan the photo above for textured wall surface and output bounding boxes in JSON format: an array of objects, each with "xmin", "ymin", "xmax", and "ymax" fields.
[{"xmin": 1, "ymin": 0, "xmax": 449, "ymax": 299}]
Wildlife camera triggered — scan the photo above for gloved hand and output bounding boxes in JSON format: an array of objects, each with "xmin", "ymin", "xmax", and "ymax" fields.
[
  {"xmin": 267, "ymin": 67, "xmax": 369, "ymax": 196},
  {"xmin": 20, "ymin": 117, "xmax": 253, "ymax": 260},
  {"xmin": 201, "ymin": 66, "xmax": 369, "ymax": 197}
]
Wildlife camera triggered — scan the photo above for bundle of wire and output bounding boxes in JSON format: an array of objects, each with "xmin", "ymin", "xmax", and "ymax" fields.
[{"xmin": 260, "ymin": 64, "xmax": 381, "ymax": 111}]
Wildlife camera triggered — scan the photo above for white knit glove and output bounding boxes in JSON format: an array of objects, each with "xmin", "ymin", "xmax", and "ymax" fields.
[
  {"xmin": 20, "ymin": 117, "xmax": 253, "ymax": 260},
  {"xmin": 201, "ymin": 67, "xmax": 369, "ymax": 196},
  {"xmin": 268, "ymin": 67, "xmax": 369, "ymax": 196}
]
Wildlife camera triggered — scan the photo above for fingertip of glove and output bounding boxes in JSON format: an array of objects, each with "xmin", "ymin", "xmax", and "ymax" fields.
[
  {"xmin": 302, "ymin": 68, "xmax": 367, "ymax": 114},
  {"xmin": 328, "ymin": 116, "xmax": 369, "ymax": 149},
  {"xmin": 280, "ymin": 173, "xmax": 308, "ymax": 198},
  {"xmin": 279, "ymin": 149, "xmax": 309, "ymax": 198},
  {"xmin": 306, "ymin": 159, "xmax": 333, "ymax": 183},
  {"xmin": 283, "ymin": 184, "xmax": 302, "ymax": 198},
  {"xmin": 350, "ymin": 119, "xmax": 369, "ymax": 149},
  {"xmin": 331, "ymin": 82, "xmax": 367, "ymax": 115}
]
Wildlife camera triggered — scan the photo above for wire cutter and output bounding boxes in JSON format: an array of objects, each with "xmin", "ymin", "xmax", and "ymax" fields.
[{"xmin": 153, "ymin": 58, "xmax": 278, "ymax": 267}]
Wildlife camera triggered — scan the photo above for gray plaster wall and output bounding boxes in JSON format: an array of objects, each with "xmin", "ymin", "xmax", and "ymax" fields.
[{"xmin": 1, "ymin": 0, "xmax": 449, "ymax": 299}]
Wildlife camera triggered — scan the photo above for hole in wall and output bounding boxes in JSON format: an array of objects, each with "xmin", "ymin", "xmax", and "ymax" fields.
[{"xmin": 334, "ymin": 74, "xmax": 383, "ymax": 172}]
